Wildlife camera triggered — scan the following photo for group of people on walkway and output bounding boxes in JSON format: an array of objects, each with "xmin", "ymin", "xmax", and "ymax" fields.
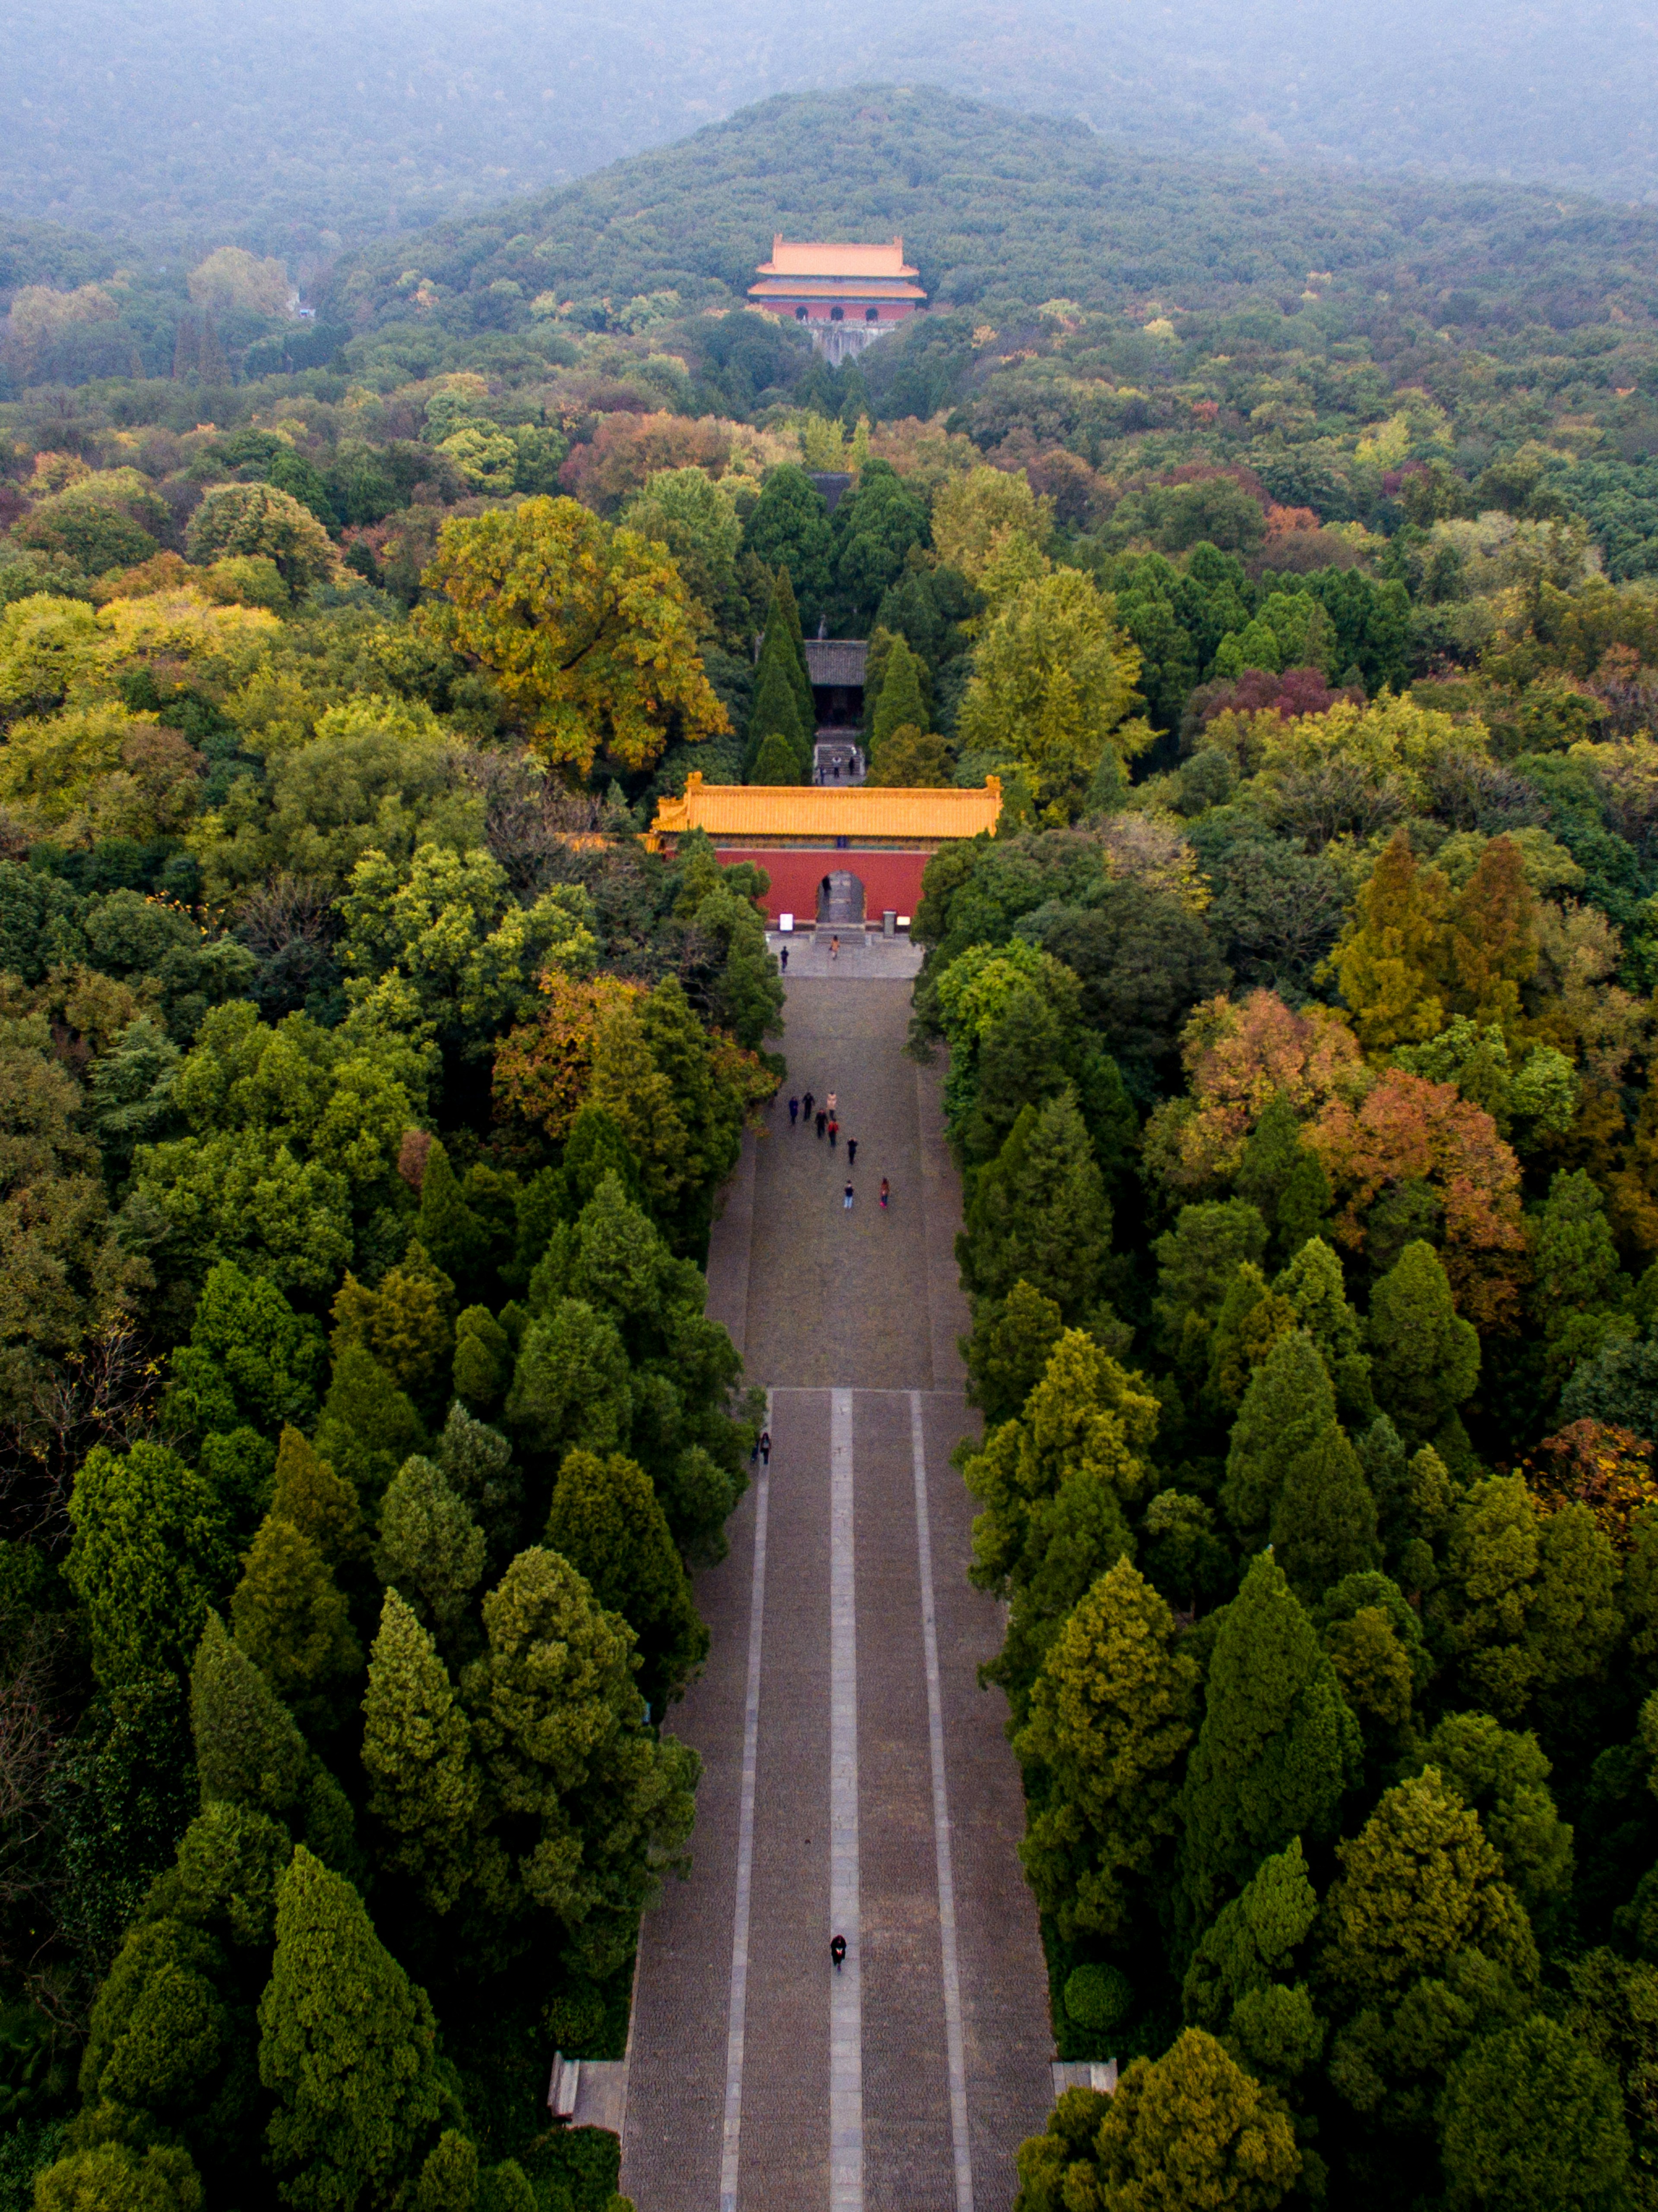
[{"xmin": 787, "ymin": 1086, "xmax": 889, "ymax": 1213}]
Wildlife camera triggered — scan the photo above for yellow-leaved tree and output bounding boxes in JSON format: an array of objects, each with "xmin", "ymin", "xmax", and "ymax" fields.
[{"xmin": 417, "ymin": 496, "xmax": 729, "ymax": 776}]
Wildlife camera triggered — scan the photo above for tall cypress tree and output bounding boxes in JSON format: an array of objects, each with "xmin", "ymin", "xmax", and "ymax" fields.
[
  {"xmin": 361, "ymin": 1590, "xmax": 478, "ymax": 1913},
  {"xmin": 258, "ymin": 1847, "xmax": 444, "ymax": 2209},
  {"xmin": 742, "ymin": 644, "xmax": 806, "ymax": 781},
  {"xmin": 870, "ymin": 634, "xmax": 930, "ymax": 757},
  {"xmin": 1220, "ymin": 1329, "xmax": 1338, "ymax": 1545},
  {"xmin": 1179, "ymin": 1553, "xmax": 1361, "ymax": 1932}
]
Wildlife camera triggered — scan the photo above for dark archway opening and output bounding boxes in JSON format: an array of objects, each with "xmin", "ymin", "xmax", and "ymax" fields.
[
  {"xmin": 816, "ymin": 871, "xmax": 865, "ymax": 925},
  {"xmin": 865, "ymin": 307, "xmax": 879, "ymax": 322},
  {"xmin": 829, "ymin": 305, "xmax": 845, "ymax": 322}
]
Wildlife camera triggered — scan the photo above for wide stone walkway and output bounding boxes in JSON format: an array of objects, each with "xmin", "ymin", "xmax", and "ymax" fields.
[{"xmin": 620, "ymin": 979, "xmax": 1053, "ymax": 2212}]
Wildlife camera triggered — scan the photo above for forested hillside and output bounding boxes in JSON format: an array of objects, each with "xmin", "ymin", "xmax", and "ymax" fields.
[{"xmin": 2, "ymin": 0, "xmax": 1655, "ymax": 260}]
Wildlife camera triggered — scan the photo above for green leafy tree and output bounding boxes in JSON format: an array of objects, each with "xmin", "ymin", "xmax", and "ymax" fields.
[
  {"xmin": 965, "ymin": 1280, "xmax": 1066, "ymax": 1426},
  {"xmin": 186, "ymin": 483, "xmax": 338, "ymax": 596},
  {"xmin": 1013, "ymin": 2031, "xmax": 1300, "ymax": 2212},
  {"xmin": 742, "ymin": 467, "xmax": 834, "ymax": 628},
  {"xmin": 1530, "ymin": 1168, "xmax": 1629, "ymax": 1388},
  {"xmin": 545, "ymin": 1449, "xmax": 708, "ymax": 1710},
  {"xmin": 1440, "ymin": 2015, "xmax": 1630, "ymax": 2212},
  {"xmin": 1272, "ymin": 1236, "xmax": 1373, "ymax": 1422},
  {"xmin": 66, "ymin": 1442, "xmax": 232, "ymax": 1691},
  {"xmin": 372, "ymin": 1456, "xmax": 486, "ymax": 1640},
  {"xmin": 1413, "ymin": 1712, "xmax": 1574, "ymax": 1915},
  {"xmin": 269, "ymin": 1427, "xmax": 364, "ymax": 1571},
  {"xmin": 1269, "ymin": 1424, "xmax": 1380, "ymax": 1603},
  {"xmin": 1180, "ymin": 1554, "xmax": 1361, "ymax": 1928},
  {"xmin": 1152, "ymin": 1199, "xmax": 1268, "ymax": 1385},
  {"xmin": 312, "ymin": 1347, "xmax": 426, "ymax": 1507},
  {"xmin": 163, "ymin": 1262, "xmax": 327, "ymax": 1444},
  {"xmin": 361, "ymin": 1590, "xmax": 478, "ymax": 1914},
  {"xmin": 1235, "ymin": 1093, "xmax": 1332, "ymax": 1263},
  {"xmin": 1183, "ymin": 1839, "xmax": 1325, "ymax": 2083},
  {"xmin": 257, "ymin": 1847, "xmax": 444, "ymax": 2212},
  {"xmin": 454, "ymin": 1306, "xmax": 513, "ymax": 1416},
  {"xmin": 505, "ymin": 1299, "xmax": 633, "ymax": 1463},
  {"xmin": 189, "ymin": 1614, "xmax": 357, "ymax": 1870},
  {"xmin": 1014, "ymin": 1559, "xmax": 1199, "ymax": 1938},
  {"xmin": 34, "ymin": 2141, "xmax": 205, "ymax": 2212},
  {"xmin": 749, "ymin": 729, "xmax": 802, "ymax": 785},
  {"xmin": 832, "ymin": 459, "xmax": 929, "ymax": 627}
]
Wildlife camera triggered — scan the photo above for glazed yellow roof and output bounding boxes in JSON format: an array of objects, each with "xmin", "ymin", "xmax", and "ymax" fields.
[
  {"xmin": 756, "ymin": 236, "xmax": 918, "ymax": 278},
  {"xmin": 651, "ymin": 772, "xmax": 1001, "ymax": 843}
]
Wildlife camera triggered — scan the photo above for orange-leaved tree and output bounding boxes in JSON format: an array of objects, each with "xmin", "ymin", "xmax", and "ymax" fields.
[
  {"xmin": 417, "ymin": 496, "xmax": 730, "ymax": 776},
  {"xmin": 1519, "ymin": 1419, "xmax": 1658, "ymax": 1551},
  {"xmin": 1306, "ymin": 1068, "xmax": 1527, "ymax": 1328},
  {"xmin": 1145, "ymin": 989, "xmax": 1368, "ymax": 1194},
  {"xmin": 492, "ymin": 970, "xmax": 643, "ymax": 1141}
]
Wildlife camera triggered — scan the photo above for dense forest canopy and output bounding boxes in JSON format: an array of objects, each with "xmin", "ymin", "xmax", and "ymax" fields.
[{"xmin": 2, "ymin": 0, "xmax": 1657, "ymax": 262}]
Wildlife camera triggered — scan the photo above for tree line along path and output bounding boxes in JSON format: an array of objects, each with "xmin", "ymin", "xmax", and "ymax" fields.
[{"xmin": 620, "ymin": 964, "xmax": 1054, "ymax": 2211}]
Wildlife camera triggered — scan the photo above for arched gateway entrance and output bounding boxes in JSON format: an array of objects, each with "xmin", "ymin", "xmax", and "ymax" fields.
[{"xmin": 816, "ymin": 871, "xmax": 866, "ymax": 926}]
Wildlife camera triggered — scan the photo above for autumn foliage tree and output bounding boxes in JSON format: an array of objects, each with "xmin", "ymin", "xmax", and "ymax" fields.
[{"xmin": 418, "ymin": 496, "xmax": 730, "ymax": 775}]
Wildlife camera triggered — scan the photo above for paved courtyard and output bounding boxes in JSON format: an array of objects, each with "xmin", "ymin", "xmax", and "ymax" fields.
[{"xmin": 620, "ymin": 979, "xmax": 1053, "ymax": 2212}]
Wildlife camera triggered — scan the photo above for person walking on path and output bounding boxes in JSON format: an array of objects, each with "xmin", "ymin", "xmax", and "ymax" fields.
[
  {"xmin": 828, "ymin": 1116, "xmax": 838, "ymax": 1150},
  {"xmin": 843, "ymin": 1181, "xmax": 854, "ymax": 1210},
  {"xmin": 803, "ymin": 1090, "xmax": 814, "ymax": 1123},
  {"xmin": 830, "ymin": 935, "xmax": 839, "ymax": 961},
  {"xmin": 815, "ymin": 1110, "xmax": 827, "ymax": 1140},
  {"xmin": 845, "ymin": 1137, "xmax": 857, "ymax": 1169},
  {"xmin": 826, "ymin": 1093, "xmax": 837, "ymax": 1115},
  {"xmin": 831, "ymin": 1934, "xmax": 847, "ymax": 1970},
  {"xmin": 758, "ymin": 1428, "xmax": 771, "ymax": 1466},
  {"xmin": 779, "ymin": 943, "xmax": 789, "ymax": 972},
  {"xmin": 880, "ymin": 1178, "xmax": 890, "ymax": 1210},
  {"xmin": 788, "ymin": 1096, "xmax": 799, "ymax": 1128}
]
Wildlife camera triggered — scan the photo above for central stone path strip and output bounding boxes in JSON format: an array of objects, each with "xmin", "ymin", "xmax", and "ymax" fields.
[{"xmin": 621, "ymin": 976, "xmax": 1051, "ymax": 2212}]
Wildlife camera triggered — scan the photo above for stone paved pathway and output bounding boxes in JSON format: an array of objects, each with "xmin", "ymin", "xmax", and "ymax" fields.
[{"xmin": 621, "ymin": 978, "xmax": 1052, "ymax": 2212}]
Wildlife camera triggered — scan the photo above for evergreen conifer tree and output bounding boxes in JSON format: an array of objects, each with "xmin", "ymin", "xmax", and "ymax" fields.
[
  {"xmin": 189, "ymin": 1615, "xmax": 357, "ymax": 1869},
  {"xmin": 1221, "ymin": 1330, "xmax": 1338, "ymax": 1544},
  {"xmin": 313, "ymin": 1347, "xmax": 426, "ymax": 1506},
  {"xmin": 1180, "ymin": 1554, "xmax": 1361, "ymax": 1929},
  {"xmin": 965, "ymin": 1280, "xmax": 1066, "ymax": 1426},
  {"xmin": 453, "ymin": 1306, "xmax": 513, "ymax": 1415},
  {"xmin": 231, "ymin": 1516, "xmax": 362, "ymax": 1729},
  {"xmin": 960, "ymin": 1092, "xmax": 1113, "ymax": 1321},
  {"xmin": 545, "ymin": 1448, "xmax": 708, "ymax": 1710},
  {"xmin": 373, "ymin": 1457, "xmax": 486, "ymax": 1641},
  {"xmin": 870, "ymin": 634, "xmax": 930, "ymax": 758},
  {"xmin": 767, "ymin": 562, "xmax": 816, "ymax": 733},
  {"xmin": 257, "ymin": 1848, "xmax": 444, "ymax": 2210},
  {"xmin": 1269, "ymin": 1425, "xmax": 1380, "ymax": 1601},
  {"xmin": 1273, "ymin": 1238, "xmax": 1373, "ymax": 1423},
  {"xmin": 1014, "ymin": 1559, "xmax": 1199, "ymax": 1938},
  {"xmin": 269, "ymin": 1428, "xmax": 364, "ymax": 1571},
  {"xmin": 1368, "ymin": 1241, "xmax": 1480, "ymax": 1441},
  {"xmin": 1235, "ymin": 1093, "xmax": 1331, "ymax": 1263},
  {"xmin": 415, "ymin": 1139, "xmax": 490, "ymax": 1288},
  {"xmin": 743, "ymin": 644, "xmax": 807, "ymax": 781},
  {"xmin": 1330, "ymin": 829, "xmax": 1449, "ymax": 1051},
  {"xmin": 361, "ymin": 1590, "xmax": 478, "ymax": 1913}
]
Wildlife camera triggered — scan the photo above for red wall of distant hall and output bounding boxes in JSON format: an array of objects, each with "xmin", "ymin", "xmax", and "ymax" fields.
[{"xmin": 714, "ymin": 847, "xmax": 931, "ymax": 923}]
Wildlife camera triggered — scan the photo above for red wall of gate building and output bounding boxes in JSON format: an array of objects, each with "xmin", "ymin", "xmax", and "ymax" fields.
[{"xmin": 714, "ymin": 848, "xmax": 931, "ymax": 925}]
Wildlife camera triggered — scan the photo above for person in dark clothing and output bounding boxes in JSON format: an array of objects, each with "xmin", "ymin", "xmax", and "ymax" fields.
[
  {"xmin": 816, "ymin": 1110, "xmax": 827, "ymax": 1139},
  {"xmin": 880, "ymin": 1179, "xmax": 890, "ymax": 1210},
  {"xmin": 780, "ymin": 944, "xmax": 789, "ymax": 971},
  {"xmin": 827, "ymin": 1116, "xmax": 838, "ymax": 1149},
  {"xmin": 758, "ymin": 1429, "xmax": 771, "ymax": 1466},
  {"xmin": 803, "ymin": 1091, "xmax": 814, "ymax": 1122},
  {"xmin": 845, "ymin": 1138, "xmax": 857, "ymax": 1168},
  {"xmin": 788, "ymin": 1096, "xmax": 799, "ymax": 1127},
  {"xmin": 843, "ymin": 1181, "xmax": 854, "ymax": 1210},
  {"xmin": 831, "ymin": 1934, "xmax": 847, "ymax": 1970}
]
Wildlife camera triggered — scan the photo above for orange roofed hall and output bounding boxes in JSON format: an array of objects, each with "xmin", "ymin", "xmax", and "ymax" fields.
[
  {"xmin": 748, "ymin": 236, "xmax": 926, "ymax": 361},
  {"xmin": 646, "ymin": 772, "xmax": 1000, "ymax": 926}
]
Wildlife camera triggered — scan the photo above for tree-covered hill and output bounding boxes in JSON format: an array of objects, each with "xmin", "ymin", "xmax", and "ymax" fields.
[{"xmin": 331, "ymin": 86, "xmax": 1658, "ymax": 339}]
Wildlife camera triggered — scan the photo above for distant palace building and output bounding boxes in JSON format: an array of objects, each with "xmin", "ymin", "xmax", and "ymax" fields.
[{"xmin": 748, "ymin": 236, "xmax": 926, "ymax": 364}]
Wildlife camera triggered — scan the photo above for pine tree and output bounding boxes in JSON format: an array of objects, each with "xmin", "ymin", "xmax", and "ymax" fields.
[
  {"xmin": 504, "ymin": 1298, "xmax": 633, "ymax": 1462},
  {"xmin": 435, "ymin": 1403, "xmax": 522, "ymax": 1566},
  {"xmin": 1269, "ymin": 1424, "xmax": 1380, "ymax": 1601},
  {"xmin": 1272, "ymin": 1237, "xmax": 1373, "ymax": 1423},
  {"xmin": 1014, "ymin": 1559, "xmax": 1199, "ymax": 1939},
  {"xmin": 1180, "ymin": 1554, "xmax": 1361, "ymax": 1929},
  {"xmin": 269, "ymin": 1428, "xmax": 364, "ymax": 1570},
  {"xmin": 1151, "ymin": 1200, "xmax": 1269, "ymax": 1384},
  {"xmin": 189, "ymin": 1614, "xmax": 356, "ymax": 1869},
  {"xmin": 1368, "ymin": 1240, "xmax": 1480, "ymax": 1441},
  {"xmin": 1220, "ymin": 1330, "xmax": 1338, "ymax": 1545},
  {"xmin": 1235, "ymin": 1092, "xmax": 1331, "ymax": 1263},
  {"xmin": 330, "ymin": 1242, "xmax": 456, "ymax": 1417},
  {"xmin": 258, "ymin": 1847, "xmax": 444, "ymax": 2210},
  {"xmin": 766, "ymin": 561, "xmax": 816, "ymax": 733},
  {"xmin": 231, "ymin": 1514, "xmax": 362, "ymax": 1732},
  {"xmin": 361, "ymin": 1590, "xmax": 478, "ymax": 1914},
  {"xmin": 1529, "ymin": 1168, "xmax": 1627, "ymax": 1385},
  {"xmin": 870, "ymin": 634, "xmax": 930, "ymax": 758},
  {"xmin": 545, "ymin": 1449, "xmax": 708, "ymax": 1710},
  {"xmin": 373, "ymin": 1457, "xmax": 486, "ymax": 1641},
  {"xmin": 453, "ymin": 1306, "xmax": 513, "ymax": 1415},
  {"xmin": 1204, "ymin": 1263, "xmax": 1296, "ymax": 1415}
]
